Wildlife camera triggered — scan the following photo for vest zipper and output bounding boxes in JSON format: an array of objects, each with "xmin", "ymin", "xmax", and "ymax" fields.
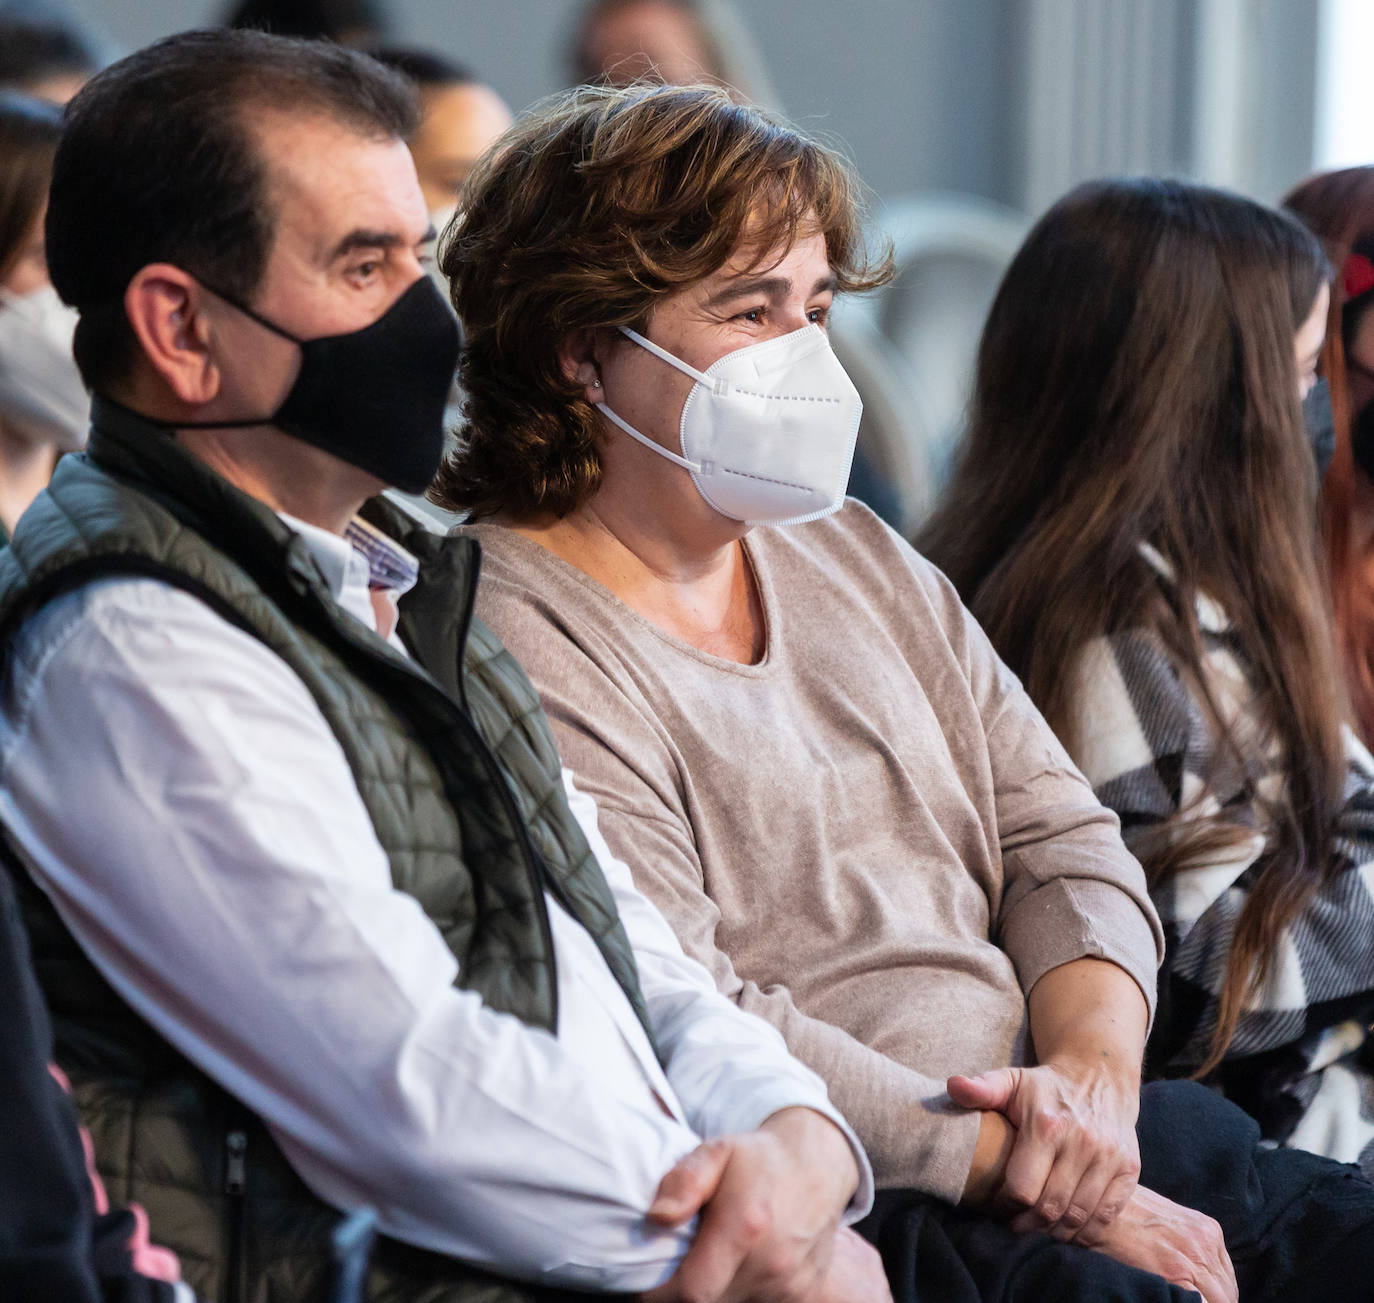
[{"xmin": 224, "ymin": 1127, "xmax": 248, "ymax": 1303}]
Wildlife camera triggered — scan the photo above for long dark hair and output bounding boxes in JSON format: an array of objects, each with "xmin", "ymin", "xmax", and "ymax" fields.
[
  {"xmin": 919, "ymin": 178, "xmax": 1343, "ymax": 1074},
  {"xmin": 0, "ymin": 93, "xmax": 61, "ymax": 286}
]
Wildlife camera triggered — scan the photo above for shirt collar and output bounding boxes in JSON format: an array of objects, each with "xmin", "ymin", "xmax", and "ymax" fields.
[{"xmin": 279, "ymin": 512, "xmax": 419, "ymax": 603}]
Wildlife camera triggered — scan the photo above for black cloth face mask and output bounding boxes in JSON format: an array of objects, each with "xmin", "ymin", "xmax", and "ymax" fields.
[
  {"xmin": 1352, "ymin": 397, "xmax": 1374, "ymax": 483},
  {"xmin": 172, "ymin": 275, "xmax": 461, "ymax": 495},
  {"xmin": 1303, "ymin": 377, "xmax": 1335, "ymax": 479}
]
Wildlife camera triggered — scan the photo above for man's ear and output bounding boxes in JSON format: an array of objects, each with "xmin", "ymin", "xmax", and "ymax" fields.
[
  {"xmin": 557, "ymin": 327, "xmax": 604, "ymax": 402},
  {"xmin": 123, "ymin": 264, "xmax": 222, "ymax": 406}
]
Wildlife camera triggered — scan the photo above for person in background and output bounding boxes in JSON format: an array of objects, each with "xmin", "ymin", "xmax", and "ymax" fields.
[
  {"xmin": 920, "ymin": 178, "xmax": 1374, "ymax": 1178},
  {"xmin": 0, "ymin": 8, "xmax": 99, "ymax": 103},
  {"xmin": 369, "ymin": 48, "xmax": 512, "ymax": 231},
  {"xmin": 439, "ymin": 80, "xmax": 1374, "ymax": 1303},
  {"xmin": 573, "ymin": 0, "xmax": 722, "ymax": 88},
  {"xmin": 221, "ymin": 0, "xmax": 387, "ymax": 46},
  {"xmin": 0, "ymin": 865, "xmax": 200, "ymax": 1303},
  {"xmin": 1285, "ymin": 166, "xmax": 1374, "ymax": 747},
  {"xmin": 0, "ymin": 30, "xmax": 885, "ymax": 1301},
  {"xmin": 0, "ymin": 92, "xmax": 87, "ymax": 542},
  {"xmin": 369, "ymin": 46, "xmax": 512, "ymax": 530}
]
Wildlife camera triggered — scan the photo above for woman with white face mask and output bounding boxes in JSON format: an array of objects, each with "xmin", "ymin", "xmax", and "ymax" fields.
[
  {"xmin": 0, "ymin": 93, "xmax": 88, "ymax": 542},
  {"xmin": 424, "ymin": 83, "xmax": 1374, "ymax": 1303}
]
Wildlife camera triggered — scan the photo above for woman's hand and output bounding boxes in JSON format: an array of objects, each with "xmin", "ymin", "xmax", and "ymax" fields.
[
  {"xmin": 949, "ymin": 1057, "xmax": 1140, "ymax": 1242},
  {"xmin": 1087, "ymin": 1185, "xmax": 1237, "ymax": 1303},
  {"xmin": 951, "ymin": 956, "xmax": 1148, "ymax": 1242}
]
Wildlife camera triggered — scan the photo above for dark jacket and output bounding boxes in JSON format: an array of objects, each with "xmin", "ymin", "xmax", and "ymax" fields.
[{"xmin": 0, "ymin": 863, "xmax": 210, "ymax": 1302}]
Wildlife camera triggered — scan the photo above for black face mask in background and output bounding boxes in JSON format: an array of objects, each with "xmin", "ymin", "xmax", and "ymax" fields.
[
  {"xmin": 1303, "ymin": 378, "xmax": 1336, "ymax": 480},
  {"xmin": 162, "ymin": 276, "xmax": 462, "ymax": 495},
  {"xmin": 1351, "ymin": 397, "xmax": 1374, "ymax": 483}
]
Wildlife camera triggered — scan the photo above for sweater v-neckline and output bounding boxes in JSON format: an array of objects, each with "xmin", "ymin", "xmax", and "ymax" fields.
[{"xmin": 469, "ymin": 522, "xmax": 780, "ymax": 676}]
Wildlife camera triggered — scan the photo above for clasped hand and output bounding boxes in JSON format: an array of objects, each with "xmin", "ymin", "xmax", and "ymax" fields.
[
  {"xmin": 948, "ymin": 1062, "xmax": 1237, "ymax": 1303},
  {"xmin": 640, "ymin": 1106, "xmax": 891, "ymax": 1303},
  {"xmin": 948, "ymin": 1057, "xmax": 1141, "ymax": 1243}
]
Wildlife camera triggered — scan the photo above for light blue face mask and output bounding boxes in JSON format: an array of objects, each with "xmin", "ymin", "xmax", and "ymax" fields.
[
  {"xmin": 595, "ymin": 323, "xmax": 863, "ymax": 526},
  {"xmin": 1302, "ymin": 377, "xmax": 1334, "ymax": 478}
]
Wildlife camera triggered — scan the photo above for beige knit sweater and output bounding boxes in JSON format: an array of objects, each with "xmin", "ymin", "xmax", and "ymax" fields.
[{"xmin": 464, "ymin": 502, "xmax": 1162, "ymax": 1201}]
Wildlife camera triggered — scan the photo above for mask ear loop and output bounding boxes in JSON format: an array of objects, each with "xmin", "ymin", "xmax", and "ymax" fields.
[
  {"xmin": 593, "ymin": 325, "xmax": 719, "ymax": 471},
  {"xmin": 595, "ymin": 400, "xmax": 701, "ymax": 472},
  {"xmin": 620, "ymin": 326, "xmax": 732, "ymax": 395}
]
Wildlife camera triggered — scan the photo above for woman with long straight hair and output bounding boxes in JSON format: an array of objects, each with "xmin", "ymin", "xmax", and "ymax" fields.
[
  {"xmin": 1284, "ymin": 167, "xmax": 1374, "ymax": 746},
  {"xmin": 919, "ymin": 178, "xmax": 1374, "ymax": 1172}
]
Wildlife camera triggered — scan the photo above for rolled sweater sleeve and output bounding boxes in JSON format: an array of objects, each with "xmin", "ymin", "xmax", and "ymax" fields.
[{"xmin": 919, "ymin": 562, "xmax": 1165, "ymax": 1022}]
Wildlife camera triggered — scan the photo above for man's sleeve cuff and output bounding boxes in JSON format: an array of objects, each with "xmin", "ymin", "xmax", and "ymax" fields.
[{"xmin": 730, "ymin": 1086, "xmax": 876, "ymax": 1222}]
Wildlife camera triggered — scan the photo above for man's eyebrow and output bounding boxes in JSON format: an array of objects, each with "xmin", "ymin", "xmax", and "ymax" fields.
[
  {"xmin": 327, "ymin": 228, "xmax": 413, "ymax": 262},
  {"xmin": 702, "ymin": 271, "xmax": 838, "ymax": 309}
]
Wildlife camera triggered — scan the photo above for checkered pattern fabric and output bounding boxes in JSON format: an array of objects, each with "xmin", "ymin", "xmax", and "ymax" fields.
[{"xmin": 1066, "ymin": 552, "xmax": 1374, "ymax": 1173}]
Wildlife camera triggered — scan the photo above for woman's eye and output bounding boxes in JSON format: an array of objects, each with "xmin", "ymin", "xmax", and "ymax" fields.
[{"xmin": 807, "ymin": 306, "xmax": 829, "ymax": 326}]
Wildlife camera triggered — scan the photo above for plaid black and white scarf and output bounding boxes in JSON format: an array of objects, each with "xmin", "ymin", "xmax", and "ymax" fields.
[{"xmin": 1067, "ymin": 547, "xmax": 1374, "ymax": 1173}]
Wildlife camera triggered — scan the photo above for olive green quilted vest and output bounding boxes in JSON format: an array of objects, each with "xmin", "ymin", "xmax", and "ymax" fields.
[{"xmin": 0, "ymin": 400, "xmax": 655, "ymax": 1303}]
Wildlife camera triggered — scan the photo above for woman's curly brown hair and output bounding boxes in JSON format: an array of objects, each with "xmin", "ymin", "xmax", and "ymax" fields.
[{"xmin": 432, "ymin": 80, "xmax": 891, "ymax": 520}]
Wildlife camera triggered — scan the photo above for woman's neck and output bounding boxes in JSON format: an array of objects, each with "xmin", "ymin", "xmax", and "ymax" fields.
[
  {"xmin": 0, "ymin": 423, "xmax": 57, "ymax": 535},
  {"xmin": 506, "ymin": 497, "xmax": 766, "ymax": 664}
]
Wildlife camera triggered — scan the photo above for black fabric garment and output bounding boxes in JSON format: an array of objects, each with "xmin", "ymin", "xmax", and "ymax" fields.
[
  {"xmin": 858, "ymin": 1080, "xmax": 1374, "ymax": 1303},
  {"xmin": 0, "ymin": 867, "xmax": 192, "ymax": 1303}
]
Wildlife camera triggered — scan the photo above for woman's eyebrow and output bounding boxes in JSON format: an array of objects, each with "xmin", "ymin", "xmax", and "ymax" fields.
[{"xmin": 701, "ymin": 271, "xmax": 837, "ymax": 309}]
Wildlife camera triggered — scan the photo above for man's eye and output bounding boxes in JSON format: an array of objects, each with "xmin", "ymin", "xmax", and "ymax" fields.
[
  {"xmin": 349, "ymin": 259, "xmax": 382, "ymax": 281},
  {"xmin": 807, "ymin": 306, "xmax": 829, "ymax": 326},
  {"xmin": 737, "ymin": 307, "xmax": 763, "ymax": 323}
]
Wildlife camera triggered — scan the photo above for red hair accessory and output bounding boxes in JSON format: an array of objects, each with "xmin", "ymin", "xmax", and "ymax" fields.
[{"xmin": 1345, "ymin": 253, "xmax": 1374, "ymax": 302}]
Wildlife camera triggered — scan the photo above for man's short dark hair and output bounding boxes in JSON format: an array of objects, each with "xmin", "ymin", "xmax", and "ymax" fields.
[
  {"xmin": 369, "ymin": 46, "xmax": 475, "ymax": 91},
  {"xmin": 46, "ymin": 28, "xmax": 419, "ymax": 391}
]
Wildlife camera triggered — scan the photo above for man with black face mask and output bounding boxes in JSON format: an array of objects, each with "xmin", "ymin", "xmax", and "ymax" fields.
[{"xmin": 0, "ymin": 30, "xmax": 888, "ymax": 1303}]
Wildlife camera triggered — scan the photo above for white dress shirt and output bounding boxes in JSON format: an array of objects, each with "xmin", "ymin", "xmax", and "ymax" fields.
[{"xmin": 0, "ymin": 510, "xmax": 871, "ymax": 1292}]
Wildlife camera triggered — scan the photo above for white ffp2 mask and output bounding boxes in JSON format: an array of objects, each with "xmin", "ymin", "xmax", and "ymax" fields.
[
  {"xmin": 596, "ymin": 323, "xmax": 862, "ymax": 526},
  {"xmin": 0, "ymin": 284, "xmax": 89, "ymax": 452}
]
